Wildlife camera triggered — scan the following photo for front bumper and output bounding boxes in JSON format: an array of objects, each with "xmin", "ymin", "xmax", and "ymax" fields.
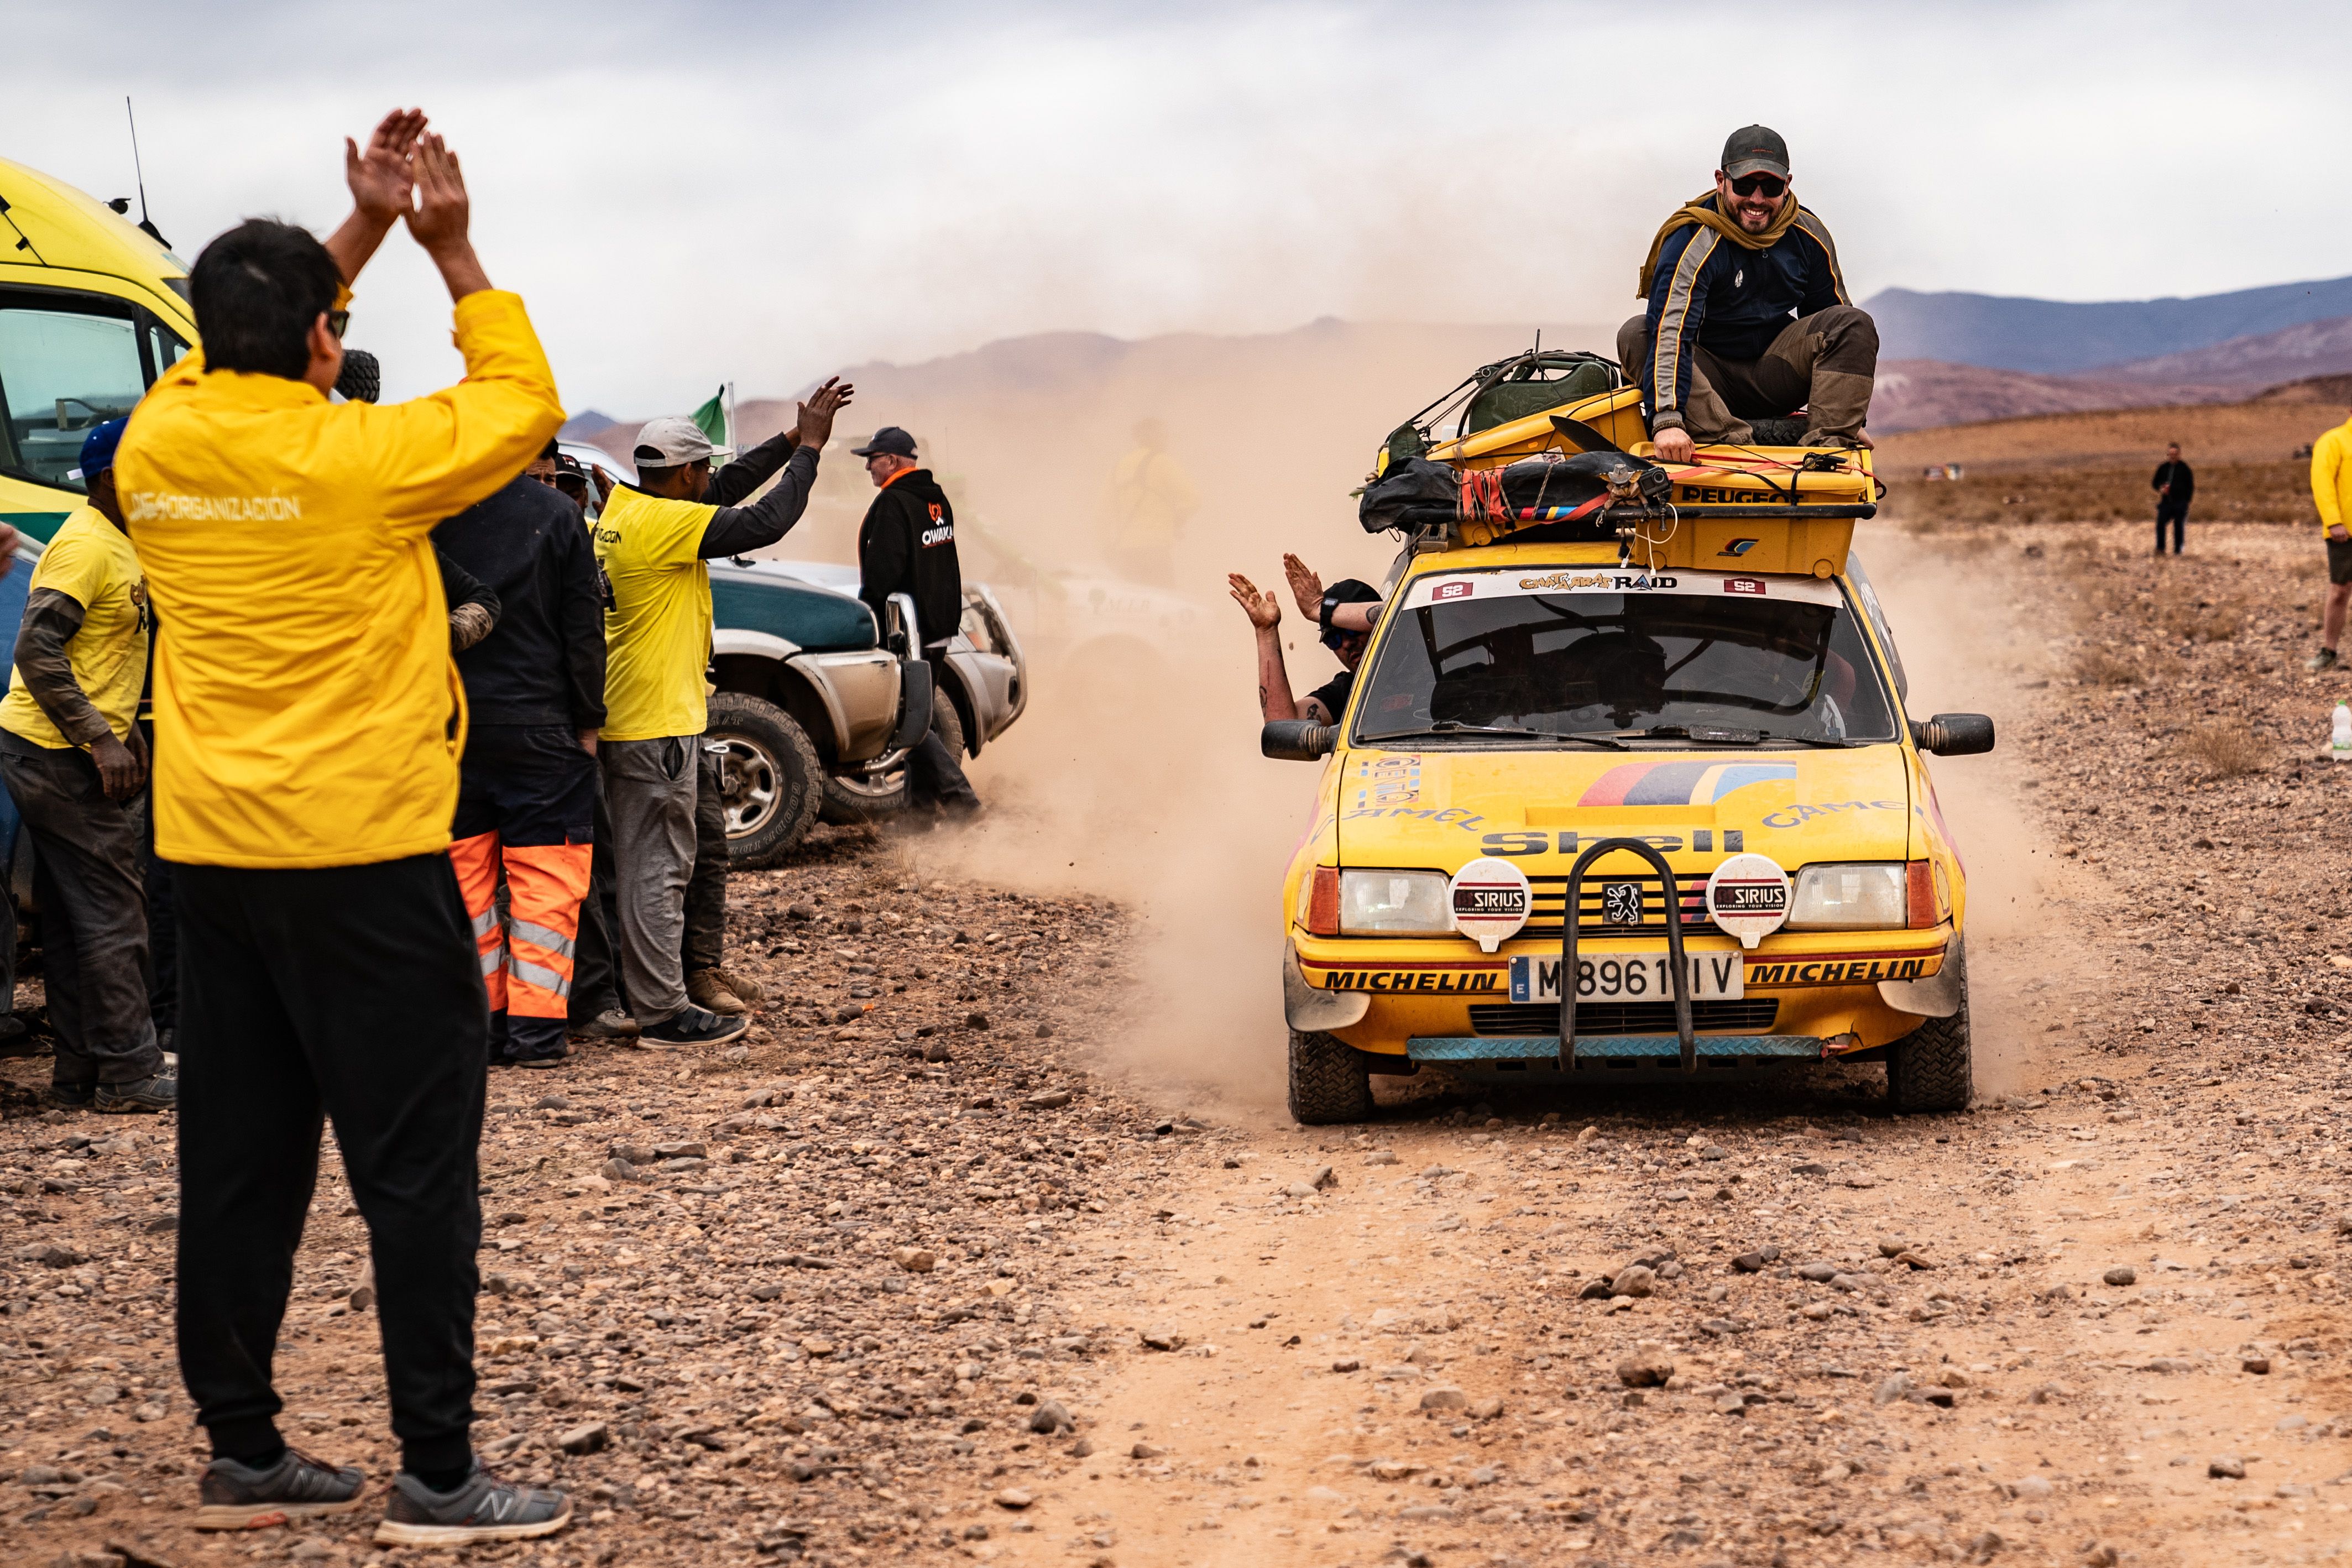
[{"xmin": 1289, "ymin": 927, "xmax": 1952, "ymax": 1062}]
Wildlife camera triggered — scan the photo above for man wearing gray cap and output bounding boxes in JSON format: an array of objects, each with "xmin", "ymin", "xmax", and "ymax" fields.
[
  {"xmin": 1620, "ymin": 126, "xmax": 1878, "ymax": 462},
  {"xmin": 594, "ymin": 379, "xmax": 851, "ymax": 1046}
]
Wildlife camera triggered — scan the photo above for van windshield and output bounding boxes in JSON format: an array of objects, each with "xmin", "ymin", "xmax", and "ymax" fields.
[{"xmin": 1352, "ymin": 568, "xmax": 1896, "ymax": 747}]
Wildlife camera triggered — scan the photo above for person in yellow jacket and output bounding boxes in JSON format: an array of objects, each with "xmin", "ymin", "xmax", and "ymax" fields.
[
  {"xmin": 2307, "ymin": 407, "xmax": 2352, "ymax": 672},
  {"xmin": 114, "ymin": 113, "xmax": 572, "ymax": 1548}
]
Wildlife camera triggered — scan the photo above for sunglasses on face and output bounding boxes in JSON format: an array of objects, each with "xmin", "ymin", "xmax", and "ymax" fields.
[
  {"xmin": 1729, "ymin": 174, "xmax": 1786, "ymax": 198},
  {"xmin": 327, "ymin": 310, "xmax": 351, "ymax": 339}
]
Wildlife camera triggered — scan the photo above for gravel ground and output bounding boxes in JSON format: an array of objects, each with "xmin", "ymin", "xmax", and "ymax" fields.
[{"xmin": 4, "ymin": 521, "xmax": 2350, "ymax": 1568}]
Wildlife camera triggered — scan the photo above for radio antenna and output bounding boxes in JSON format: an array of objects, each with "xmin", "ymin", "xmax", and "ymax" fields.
[{"xmin": 124, "ymin": 97, "xmax": 169, "ymax": 248}]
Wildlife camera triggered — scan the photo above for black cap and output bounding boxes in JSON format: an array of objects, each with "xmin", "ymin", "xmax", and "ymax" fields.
[
  {"xmin": 1319, "ymin": 578, "xmax": 1382, "ymax": 648},
  {"xmin": 850, "ymin": 426, "xmax": 918, "ymax": 459},
  {"xmin": 1721, "ymin": 125, "xmax": 1790, "ymax": 180}
]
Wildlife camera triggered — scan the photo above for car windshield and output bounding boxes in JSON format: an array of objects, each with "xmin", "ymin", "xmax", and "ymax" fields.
[{"xmin": 1353, "ymin": 567, "xmax": 1897, "ymax": 746}]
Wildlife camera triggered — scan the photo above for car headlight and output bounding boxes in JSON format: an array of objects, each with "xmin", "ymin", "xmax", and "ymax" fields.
[
  {"xmin": 1787, "ymin": 864, "xmax": 1907, "ymax": 930},
  {"xmin": 1339, "ymin": 869, "xmax": 1453, "ymax": 935}
]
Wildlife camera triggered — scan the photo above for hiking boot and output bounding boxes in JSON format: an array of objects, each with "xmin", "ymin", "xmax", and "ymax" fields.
[
  {"xmin": 373, "ymin": 1463, "xmax": 571, "ymax": 1547},
  {"xmin": 97, "ymin": 1073, "xmax": 176, "ymax": 1113},
  {"xmin": 687, "ymin": 968, "xmax": 748, "ymax": 1016},
  {"xmin": 713, "ymin": 965, "xmax": 766, "ymax": 1007},
  {"xmin": 514, "ymin": 1050, "xmax": 569, "ymax": 1070},
  {"xmin": 639, "ymin": 1005, "xmax": 749, "ymax": 1047},
  {"xmin": 568, "ymin": 1009, "xmax": 639, "ymax": 1042},
  {"xmin": 46, "ymin": 1081, "xmax": 95, "ymax": 1111},
  {"xmin": 196, "ymin": 1447, "xmax": 367, "ymax": 1530},
  {"xmin": 2309, "ymin": 647, "xmax": 2342, "ymax": 673}
]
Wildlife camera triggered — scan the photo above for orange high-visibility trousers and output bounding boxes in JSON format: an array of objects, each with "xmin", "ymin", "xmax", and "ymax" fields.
[{"xmin": 447, "ymin": 832, "xmax": 592, "ymax": 1059}]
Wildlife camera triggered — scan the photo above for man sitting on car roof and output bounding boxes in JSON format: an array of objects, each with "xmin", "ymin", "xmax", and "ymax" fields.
[{"xmin": 1618, "ymin": 125, "xmax": 1878, "ymax": 464}]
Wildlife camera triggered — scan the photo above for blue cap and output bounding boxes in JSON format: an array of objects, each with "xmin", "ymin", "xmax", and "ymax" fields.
[{"xmin": 75, "ymin": 418, "xmax": 129, "ymax": 483}]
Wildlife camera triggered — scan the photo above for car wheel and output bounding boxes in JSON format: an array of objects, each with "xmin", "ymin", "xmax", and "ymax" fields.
[
  {"xmin": 1288, "ymin": 1029, "xmax": 1374, "ymax": 1125},
  {"xmin": 819, "ymin": 697, "xmax": 965, "ymax": 825},
  {"xmin": 707, "ymin": 691, "xmax": 823, "ymax": 869},
  {"xmin": 1886, "ymin": 943, "xmax": 1972, "ymax": 1113}
]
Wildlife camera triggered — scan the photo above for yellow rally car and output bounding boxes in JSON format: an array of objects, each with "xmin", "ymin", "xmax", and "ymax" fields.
[{"xmin": 1267, "ymin": 351, "xmax": 1993, "ymax": 1122}]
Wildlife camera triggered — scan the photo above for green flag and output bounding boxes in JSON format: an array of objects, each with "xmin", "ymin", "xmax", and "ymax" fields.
[{"xmin": 691, "ymin": 386, "xmax": 727, "ymax": 452}]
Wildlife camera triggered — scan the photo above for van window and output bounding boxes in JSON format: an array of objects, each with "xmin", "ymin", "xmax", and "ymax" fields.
[{"xmin": 0, "ymin": 297, "xmax": 146, "ymax": 493}]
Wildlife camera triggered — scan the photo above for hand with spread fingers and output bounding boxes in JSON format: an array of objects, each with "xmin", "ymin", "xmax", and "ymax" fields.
[
  {"xmin": 346, "ymin": 108, "xmax": 426, "ymax": 227},
  {"xmin": 795, "ymin": 378, "xmax": 856, "ymax": 452},
  {"xmin": 1229, "ymin": 573, "xmax": 1280, "ymax": 631}
]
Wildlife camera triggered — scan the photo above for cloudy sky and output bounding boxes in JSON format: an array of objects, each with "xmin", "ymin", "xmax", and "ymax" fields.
[{"xmin": 7, "ymin": 0, "xmax": 2347, "ymax": 409}]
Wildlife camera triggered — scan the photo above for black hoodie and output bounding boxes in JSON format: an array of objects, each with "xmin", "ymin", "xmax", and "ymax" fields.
[{"xmin": 857, "ymin": 468, "xmax": 962, "ymax": 649}]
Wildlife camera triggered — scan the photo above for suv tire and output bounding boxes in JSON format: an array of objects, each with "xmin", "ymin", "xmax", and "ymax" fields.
[
  {"xmin": 819, "ymin": 697, "xmax": 965, "ymax": 825},
  {"xmin": 707, "ymin": 691, "xmax": 824, "ymax": 869},
  {"xmin": 1886, "ymin": 943, "xmax": 1972, "ymax": 1113},
  {"xmin": 1288, "ymin": 1029, "xmax": 1374, "ymax": 1125}
]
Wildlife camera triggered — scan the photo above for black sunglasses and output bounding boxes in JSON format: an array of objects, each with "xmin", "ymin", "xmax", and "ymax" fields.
[
  {"xmin": 327, "ymin": 309, "xmax": 350, "ymax": 339},
  {"xmin": 1728, "ymin": 173, "xmax": 1786, "ymax": 198}
]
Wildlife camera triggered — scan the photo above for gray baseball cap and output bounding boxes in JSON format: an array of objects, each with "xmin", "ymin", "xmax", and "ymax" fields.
[
  {"xmin": 633, "ymin": 415, "xmax": 715, "ymax": 467},
  {"xmin": 1721, "ymin": 125, "xmax": 1790, "ymax": 180}
]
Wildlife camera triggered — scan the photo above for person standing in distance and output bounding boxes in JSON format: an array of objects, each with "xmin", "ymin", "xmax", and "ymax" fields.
[
  {"xmin": 2309, "ymin": 405, "xmax": 2352, "ymax": 673},
  {"xmin": 854, "ymin": 427, "xmax": 980, "ymax": 817},
  {"xmin": 2152, "ymin": 441, "xmax": 2194, "ymax": 557},
  {"xmin": 0, "ymin": 417, "xmax": 169, "ymax": 1113},
  {"xmin": 116, "ymin": 112, "xmax": 572, "ymax": 1546},
  {"xmin": 596, "ymin": 383, "xmax": 852, "ymax": 1045}
]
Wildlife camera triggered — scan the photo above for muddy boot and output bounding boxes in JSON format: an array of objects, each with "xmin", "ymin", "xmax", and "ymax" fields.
[
  {"xmin": 687, "ymin": 969, "xmax": 748, "ymax": 1016},
  {"xmin": 711, "ymin": 965, "xmax": 766, "ymax": 1007}
]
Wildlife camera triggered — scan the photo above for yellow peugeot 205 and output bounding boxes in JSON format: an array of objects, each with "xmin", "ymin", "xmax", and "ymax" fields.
[{"xmin": 1267, "ymin": 352, "xmax": 1993, "ymax": 1123}]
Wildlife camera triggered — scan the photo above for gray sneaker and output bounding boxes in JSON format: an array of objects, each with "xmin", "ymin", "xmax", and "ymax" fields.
[
  {"xmin": 569, "ymin": 1008, "xmax": 640, "ymax": 1042},
  {"xmin": 374, "ymin": 1464, "xmax": 571, "ymax": 1546},
  {"xmin": 2308, "ymin": 647, "xmax": 2342, "ymax": 673},
  {"xmin": 195, "ymin": 1447, "xmax": 367, "ymax": 1530}
]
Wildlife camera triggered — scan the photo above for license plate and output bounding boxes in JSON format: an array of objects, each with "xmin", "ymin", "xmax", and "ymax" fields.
[{"xmin": 1509, "ymin": 951, "xmax": 1744, "ymax": 1003}]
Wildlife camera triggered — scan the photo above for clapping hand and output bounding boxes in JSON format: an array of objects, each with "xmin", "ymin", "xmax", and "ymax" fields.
[
  {"xmin": 1228, "ymin": 573, "xmax": 1280, "ymax": 631},
  {"xmin": 1282, "ymin": 552, "xmax": 1324, "ymax": 620},
  {"xmin": 795, "ymin": 378, "xmax": 856, "ymax": 452},
  {"xmin": 345, "ymin": 109, "xmax": 426, "ymax": 227}
]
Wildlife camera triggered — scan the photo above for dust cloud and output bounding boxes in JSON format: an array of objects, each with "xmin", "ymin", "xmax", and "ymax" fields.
[{"xmin": 1860, "ymin": 522, "xmax": 2085, "ymax": 1097}]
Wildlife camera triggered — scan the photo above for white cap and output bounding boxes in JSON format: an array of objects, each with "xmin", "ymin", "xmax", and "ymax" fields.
[{"xmin": 632, "ymin": 415, "xmax": 715, "ymax": 467}]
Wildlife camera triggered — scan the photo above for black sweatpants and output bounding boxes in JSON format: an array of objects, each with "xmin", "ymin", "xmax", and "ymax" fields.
[
  {"xmin": 684, "ymin": 742, "xmax": 726, "ymax": 975},
  {"xmin": 570, "ymin": 765, "xmax": 622, "ymax": 1023},
  {"xmin": 2156, "ymin": 505, "xmax": 2187, "ymax": 555},
  {"xmin": 174, "ymin": 853, "xmax": 487, "ymax": 1475}
]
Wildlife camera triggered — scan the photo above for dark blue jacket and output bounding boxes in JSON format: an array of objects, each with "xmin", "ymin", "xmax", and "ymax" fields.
[
  {"xmin": 1641, "ymin": 207, "xmax": 1848, "ymax": 427},
  {"xmin": 434, "ymin": 478, "xmax": 605, "ymax": 730}
]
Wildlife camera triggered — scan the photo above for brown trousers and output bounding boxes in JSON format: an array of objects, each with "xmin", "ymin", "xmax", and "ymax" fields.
[{"xmin": 1618, "ymin": 304, "xmax": 1878, "ymax": 445}]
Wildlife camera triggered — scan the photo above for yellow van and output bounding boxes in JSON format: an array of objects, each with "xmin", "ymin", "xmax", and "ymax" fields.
[
  {"xmin": 1268, "ymin": 359, "xmax": 1992, "ymax": 1122},
  {"xmin": 0, "ymin": 156, "xmax": 196, "ymax": 543}
]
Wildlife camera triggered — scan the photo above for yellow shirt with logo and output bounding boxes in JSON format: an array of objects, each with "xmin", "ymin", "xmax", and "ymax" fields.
[
  {"xmin": 594, "ymin": 487, "xmax": 715, "ymax": 741},
  {"xmin": 116, "ymin": 289, "xmax": 563, "ymax": 869},
  {"xmin": 0, "ymin": 507, "xmax": 149, "ymax": 749}
]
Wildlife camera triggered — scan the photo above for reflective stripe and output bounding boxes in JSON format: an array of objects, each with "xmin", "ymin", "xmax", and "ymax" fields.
[
  {"xmin": 510, "ymin": 919, "xmax": 577, "ymax": 960},
  {"xmin": 509, "ymin": 955, "xmax": 573, "ymax": 999},
  {"xmin": 1793, "ymin": 211, "xmax": 1849, "ymax": 304},
  {"xmin": 478, "ymin": 947, "xmax": 505, "ymax": 978},
  {"xmin": 1654, "ymin": 228, "xmax": 1717, "ymax": 415},
  {"xmin": 469, "ymin": 908, "xmax": 500, "ymax": 939}
]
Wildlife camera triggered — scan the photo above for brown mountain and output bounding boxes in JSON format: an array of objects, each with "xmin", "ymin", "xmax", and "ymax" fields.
[{"xmin": 2079, "ymin": 314, "xmax": 2352, "ymax": 388}]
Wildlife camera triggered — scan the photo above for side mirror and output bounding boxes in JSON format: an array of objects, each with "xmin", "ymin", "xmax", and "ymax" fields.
[
  {"xmin": 1262, "ymin": 720, "xmax": 1337, "ymax": 761},
  {"xmin": 1910, "ymin": 713, "xmax": 1995, "ymax": 756}
]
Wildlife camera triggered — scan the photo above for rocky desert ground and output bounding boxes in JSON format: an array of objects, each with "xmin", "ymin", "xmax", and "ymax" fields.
[{"xmin": 4, "ymin": 517, "xmax": 2350, "ymax": 1568}]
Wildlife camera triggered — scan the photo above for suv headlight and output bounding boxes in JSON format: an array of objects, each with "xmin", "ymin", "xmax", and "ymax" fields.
[
  {"xmin": 1787, "ymin": 864, "xmax": 1907, "ymax": 930},
  {"xmin": 1339, "ymin": 869, "xmax": 1452, "ymax": 935}
]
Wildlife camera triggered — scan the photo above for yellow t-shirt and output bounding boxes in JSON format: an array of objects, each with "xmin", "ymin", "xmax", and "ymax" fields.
[
  {"xmin": 594, "ymin": 486, "xmax": 715, "ymax": 741},
  {"xmin": 116, "ymin": 289, "xmax": 564, "ymax": 869},
  {"xmin": 0, "ymin": 508, "xmax": 149, "ymax": 749}
]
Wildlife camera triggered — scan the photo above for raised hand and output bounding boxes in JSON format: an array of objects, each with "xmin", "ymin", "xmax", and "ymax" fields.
[
  {"xmin": 795, "ymin": 378, "xmax": 856, "ymax": 452},
  {"xmin": 1228, "ymin": 573, "xmax": 1280, "ymax": 631},
  {"xmin": 1282, "ymin": 552, "xmax": 1324, "ymax": 620},
  {"xmin": 345, "ymin": 108, "xmax": 426, "ymax": 226},
  {"xmin": 405, "ymin": 133, "xmax": 471, "ymax": 254}
]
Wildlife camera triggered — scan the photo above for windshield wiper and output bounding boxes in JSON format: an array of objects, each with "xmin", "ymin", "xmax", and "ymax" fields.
[
  {"xmin": 1754, "ymin": 733, "xmax": 1862, "ymax": 748},
  {"xmin": 1632, "ymin": 724, "xmax": 1762, "ymax": 745},
  {"xmin": 1360, "ymin": 721, "xmax": 1628, "ymax": 749}
]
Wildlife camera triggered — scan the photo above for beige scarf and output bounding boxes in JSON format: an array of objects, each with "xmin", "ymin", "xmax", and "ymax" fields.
[{"xmin": 1635, "ymin": 190, "xmax": 1802, "ymax": 299}]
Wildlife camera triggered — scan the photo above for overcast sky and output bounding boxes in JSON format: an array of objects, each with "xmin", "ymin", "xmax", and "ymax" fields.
[{"xmin": 7, "ymin": 0, "xmax": 2348, "ymax": 410}]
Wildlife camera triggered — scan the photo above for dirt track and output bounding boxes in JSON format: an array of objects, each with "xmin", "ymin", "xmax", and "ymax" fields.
[{"xmin": 5, "ymin": 520, "xmax": 2351, "ymax": 1568}]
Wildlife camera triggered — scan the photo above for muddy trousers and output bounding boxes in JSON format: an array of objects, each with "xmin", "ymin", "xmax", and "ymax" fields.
[
  {"xmin": 173, "ymin": 854, "xmax": 486, "ymax": 1477},
  {"xmin": 1618, "ymin": 303, "xmax": 1878, "ymax": 444},
  {"xmin": 451, "ymin": 726, "xmax": 597, "ymax": 1063},
  {"xmin": 0, "ymin": 732, "xmax": 162, "ymax": 1089}
]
